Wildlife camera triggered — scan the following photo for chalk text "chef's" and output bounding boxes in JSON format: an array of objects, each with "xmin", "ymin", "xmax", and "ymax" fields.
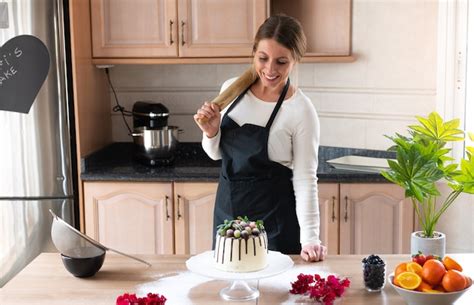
[{"xmin": 0, "ymin": 47, "xmax": 23, "ymax": 86}]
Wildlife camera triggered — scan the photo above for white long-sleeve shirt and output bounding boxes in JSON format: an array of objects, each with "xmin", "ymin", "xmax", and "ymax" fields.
[{"xmin": 202, "ymin": 78, "xmax": 321, "ymax": 246}]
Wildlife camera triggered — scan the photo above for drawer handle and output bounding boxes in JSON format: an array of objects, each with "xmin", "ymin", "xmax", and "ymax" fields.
[
  {"xmin": 177, "ymin": 194, "xmax": 182, "ymax": 220},
  {"xmin": 331, "ymin": 196, "xmax": 336, "ymax": 222},
  {"xmin": 344, "ymin": 196, "xmax": 349, "ymax": 222},
  {"xmin": 181, "ymin": 21, "xmax": 186, "ymax": 46},
  {"xmin": 165, "ymin": 195, "xmax": 170, "ymax": 220},
  {"xmin": 169, "ymin": 20, "xmax": 174, "ymax": 45}
]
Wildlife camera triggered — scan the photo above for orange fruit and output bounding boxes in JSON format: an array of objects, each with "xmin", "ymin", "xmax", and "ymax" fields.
[
  {"xmin": 423, "ymin": 288, "xmax": 443, "ymax": 294},
  {"xmin": 421, "ymin": 259, "xmax": 447, "ymax": 286},
  {"xmin": 465, "ymin": 275, "xmax": 472, "ymax": 289},
  {"xmin": 393, "ymin": 276, "xmax": 400, "ymax": 286},
  {"xmin": 442, "ymin": 256, "xmax": 463, "ymax": 272},
  {"xmin": 442, "ymin": 270, "xmax": 467, "ymax": 292},
  {"xmin": 407, "ymin": 262, "xmax": 423, "ymax": 276},
  {"xmin": 395, "ymin": 262, "xmax": 408, "ymax": 277},
  {"xmin": 415, "ymin": 281, "xmax": 432, "ymax": 292},
  {"xmin": 397, "ymin": 272, "xmax": 422, "ymax": 290}
]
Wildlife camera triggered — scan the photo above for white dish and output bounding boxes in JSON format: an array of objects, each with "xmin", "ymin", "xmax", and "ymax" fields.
[
  {"xmin": 388, "ymin": 273, "xmax": 472, "ymax": 305},
  {"xmin": 186, "ymin": 250, "xmax": 293, "ymax": 281},
  {"xmin": 326, "ymin": 155, "xmax": 393, "ymax": 173}
]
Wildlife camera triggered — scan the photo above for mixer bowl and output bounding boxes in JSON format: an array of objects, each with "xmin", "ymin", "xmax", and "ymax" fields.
[{"xmin": 131, "ymin": 126, "xmax": 181, "ymax": 159}]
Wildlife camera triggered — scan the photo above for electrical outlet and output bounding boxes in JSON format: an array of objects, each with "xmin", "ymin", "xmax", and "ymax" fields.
[{"xmin": 0, "ymin": 3, "xmax": 9, "ymax": 29}]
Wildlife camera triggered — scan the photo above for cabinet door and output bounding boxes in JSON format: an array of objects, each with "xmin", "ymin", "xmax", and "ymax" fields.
[
  {"xmin": 318, "ymin": 184, "xmax": 339, "ymax": 254},
  {"xmin": 84, "ymin": 182, "xmax": 174, "ymax": 254},
  {"xmin": 271, "ymin": 0, "xmax": 351, "ymax": 56},
  {"xmin": 339, "ymin": 184, "xmax": 414, "ymax": 255},
  {"xmin": 91, "ymin": 0, "xmax": 178, "ymax": 57},
  {"xmin": 174, "ymin": 182, "xmax": 218, "ymax": 254},
  {"xmin": 177, "ymin": 0, "xmax": 267, "ymax": 57}
]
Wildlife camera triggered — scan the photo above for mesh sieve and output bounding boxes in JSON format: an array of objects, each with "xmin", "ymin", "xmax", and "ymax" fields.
[{"xmin": 49, "ymin": 210, "xmax": 151, "ymax": 266}]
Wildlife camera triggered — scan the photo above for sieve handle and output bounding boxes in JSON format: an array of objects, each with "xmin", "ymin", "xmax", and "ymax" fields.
[{"xmin": 106, "ymin": 247, "xmax": 152, "ymax": 267}]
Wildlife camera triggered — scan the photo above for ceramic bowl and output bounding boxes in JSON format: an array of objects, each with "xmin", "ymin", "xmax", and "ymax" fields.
[
  {"xmin": 60, "ymin": 252, "xmax": 105, "ymax": 278},
  {"xmin": 388, "ymin": 273, "xmax": 471, "ymax": 305}
]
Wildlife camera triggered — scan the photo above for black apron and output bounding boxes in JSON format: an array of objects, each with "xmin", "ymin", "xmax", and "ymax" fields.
[{"xmin": 213, "ymin": 79, "xmax": 301, "ymax": 254}]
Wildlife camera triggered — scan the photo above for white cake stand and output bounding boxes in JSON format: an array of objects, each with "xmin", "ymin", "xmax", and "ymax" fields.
[{"xmin": 186, "ymin": 250, "xmax": 293, "ymax": 301}]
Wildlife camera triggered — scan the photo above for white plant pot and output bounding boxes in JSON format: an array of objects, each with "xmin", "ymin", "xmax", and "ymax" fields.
[{"xmin": 410, "ymin": 231, "xmax": 446, "ymax": 258}]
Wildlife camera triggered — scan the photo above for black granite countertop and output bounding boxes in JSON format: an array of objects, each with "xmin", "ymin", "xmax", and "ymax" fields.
[{"xmin": 80, "ymin": 142, "xmax": 396, "ymax": 183}]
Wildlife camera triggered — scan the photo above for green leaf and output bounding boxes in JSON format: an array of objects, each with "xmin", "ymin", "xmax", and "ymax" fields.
[
  {"xmin": 410, "ymin": 125, "xmax": 435, "ymax": 138},
  {"xmin": 383, "ymin": 112, "xmax": 474, "ymax": 237},
  {"xmin": 444, "ymin": 118, "xmax": 460, "ymax": 130},
  {"xmin": 410, "ymin": 112, "xmax": 464, "ymax": 143},
  {"xmin": 467, "ymin": 147, "xmax": 474, "ymax": 160},
  {"xmin": 452, "ymin": 158, "xmax": 474, "ymax": 194}
]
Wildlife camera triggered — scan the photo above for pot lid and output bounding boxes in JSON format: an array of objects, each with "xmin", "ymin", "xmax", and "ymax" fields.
[{"xmin": 132, "ymin": 101, "xmax": 169, "ymax": 117}]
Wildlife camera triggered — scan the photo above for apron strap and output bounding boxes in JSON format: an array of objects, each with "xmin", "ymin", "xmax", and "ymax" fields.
[
  {"xmin": 265, "ymin": 78, "xmax": 290, "ymax": 130},
  {"xmin": 222, "ymin": 84, "xmax": 252, "ymax": 118},
  {"xmin": 224, "ymin": 77, "xmax": 290, "ymax": 128}
]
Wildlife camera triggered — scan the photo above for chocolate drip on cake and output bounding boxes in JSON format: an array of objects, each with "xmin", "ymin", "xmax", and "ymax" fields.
[
  {"xmin": 262, "ymin": 234, "xmax": 268, "ymax": 253},
  {"xmin": 222, "ymin": 238, "xmax": 226, "ymax": 264},
  {"xmin": 215, "ymin": 218, "xmax": 267, "ymax": 268}
]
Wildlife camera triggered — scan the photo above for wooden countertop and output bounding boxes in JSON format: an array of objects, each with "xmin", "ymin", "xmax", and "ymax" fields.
[{"xmin": 1, "ymin": 253, "xmax": 473, "ymax": 304}]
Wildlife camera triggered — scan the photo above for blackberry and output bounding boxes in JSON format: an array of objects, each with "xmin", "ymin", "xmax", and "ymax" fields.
[{"xmin": 362, "ymin": 254, "xmax": 386, "ymax": 292}]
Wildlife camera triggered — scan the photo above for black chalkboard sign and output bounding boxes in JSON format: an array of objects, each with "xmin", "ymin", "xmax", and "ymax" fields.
[{"xmin": 0, "ymin": 35, "xmax": 50, "ymax": 114}]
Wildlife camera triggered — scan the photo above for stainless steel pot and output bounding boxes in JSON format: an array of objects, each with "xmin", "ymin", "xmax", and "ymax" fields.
[{"xmin": 131, "ymin": 126, "xmax": 182, "ymax": 159}]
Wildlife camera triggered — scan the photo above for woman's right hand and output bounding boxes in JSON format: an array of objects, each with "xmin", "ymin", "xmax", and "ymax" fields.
[{"xmin": 194, "ymin": 101, "xmax": 221, "ymax": 138}]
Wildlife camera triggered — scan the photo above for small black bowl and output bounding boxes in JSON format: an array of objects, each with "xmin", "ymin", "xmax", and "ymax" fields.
[{"xmin": 60, "ymin": 252, "xmax": 106, "ymax": 278}]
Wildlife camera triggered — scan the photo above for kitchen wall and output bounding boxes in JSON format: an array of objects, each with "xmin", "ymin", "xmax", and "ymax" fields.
[
  {"xmin": 107, "ymin": 0, "xmax": 438, "ymax": 150},
  {"xmin": 436, "ymin": 184, "xmax": 474, "ymax": 253}
]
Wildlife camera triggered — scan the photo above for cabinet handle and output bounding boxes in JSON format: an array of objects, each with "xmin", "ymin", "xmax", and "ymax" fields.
[
  {"xmin": 177, "ymin": 194, "xmax": 182, "ymax": 220},
  {"xmin": 165, "ymin": 196, "xmax": 170, "ymax": 220},
  {"xmin": 331, "ymin": 196, "xmax": 336, "ymax": 222},
  {"xmin": 344, "ymin": 196, "xmax": 349, "ymax": 222},
  {"xmin": 169, "ymin": 20, "xmax": 174, "ymax": 45},
  {"xmin": 181, "ymin": 21, "xmax": 185, "ymax": 46}
]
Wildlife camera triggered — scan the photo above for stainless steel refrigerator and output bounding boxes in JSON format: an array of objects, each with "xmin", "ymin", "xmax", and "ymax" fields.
[{"xmin": 0, "ymin": 0, "xmax": 76, "ymax": 287}]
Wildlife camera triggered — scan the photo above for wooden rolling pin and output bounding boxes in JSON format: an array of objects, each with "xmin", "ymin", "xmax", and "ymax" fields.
[{"xmin": 197, "ymin": 66, "xmax": 257, "ymax": 124}]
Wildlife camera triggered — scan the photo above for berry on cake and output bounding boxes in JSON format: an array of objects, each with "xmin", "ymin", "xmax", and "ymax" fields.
[{"xmin": 214, "ymin": 216, "xmax": 268, "ymax": 272}]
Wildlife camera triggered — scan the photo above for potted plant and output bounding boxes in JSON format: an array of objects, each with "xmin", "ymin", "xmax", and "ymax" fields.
[{"xmin": 381, "ymin": 112, "xmax": 474, "ymax": 258}]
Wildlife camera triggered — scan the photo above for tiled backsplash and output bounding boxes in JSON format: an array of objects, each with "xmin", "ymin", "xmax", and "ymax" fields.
[
  {"xmin": 107, "ymin": 0, "xmax": 438, "ymax": 150},
  {"xmin": 107, "ymin": 64, "xmax": 248, "ymax": 143}
]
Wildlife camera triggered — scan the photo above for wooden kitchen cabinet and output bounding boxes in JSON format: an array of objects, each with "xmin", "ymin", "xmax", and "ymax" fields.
[
  {"xmin": 318, "ymin": 184, "xmax": 340, "ymax": 255},
  {"xmin": 83, "ymin": 182, "xmax": 174, "ymax": 255},
  {"xmin": 271, "ymin": 0, "xmax": 352, "ymax": 58},
  {"xmin": 83, "ymin": 181, "xmax": 219, "ymax": 255},
  {"xmin": 177, "ymin": 0, "xmax": 266, "ymax": 57},
  {"xmin": 318, "ymin": 183, "xmax": 414, "ymax": 255},
  {"xmin": 90, "ymin": 0, "xmax": 178, "ymax": 58},
  {"xmin": 83, "ymin": 181, "xmax": 410, "ymax": 256},
  {"xmin": 89, "ymin": 0, "xmax": 354, "ymax": 63},
  {"xmin": 90, "ymin": 0, "xmax": 266, "ymax": 58},
  {"xmin": 173, "ymin": 182, "xmax": 218, "ymax": 254}
]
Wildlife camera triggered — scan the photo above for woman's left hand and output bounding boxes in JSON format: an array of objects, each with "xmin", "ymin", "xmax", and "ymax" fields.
[{"xmin": 300, "ymin": 243, "xmax": 327, "ymax": 262}]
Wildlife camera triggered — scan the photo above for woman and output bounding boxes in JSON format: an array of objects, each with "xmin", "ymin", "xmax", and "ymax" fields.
[{"xmin": 194, "ymin": 15, "xmax": 326, "ymax": 262}]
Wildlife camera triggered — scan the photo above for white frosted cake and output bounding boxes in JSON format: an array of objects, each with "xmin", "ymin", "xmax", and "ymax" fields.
[{"xmin": 214, "ymin": 217, "xmax": 268, "ymax": 272}]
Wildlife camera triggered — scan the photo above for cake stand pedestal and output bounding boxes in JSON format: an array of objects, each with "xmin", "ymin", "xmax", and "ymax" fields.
[
  {"xmin": 186, "ymin": 250, "xmax": 294, "ymax": 301},
  {"xmin": 220, "ymin": 280, "xmax": 259, "ymax": 301}
]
